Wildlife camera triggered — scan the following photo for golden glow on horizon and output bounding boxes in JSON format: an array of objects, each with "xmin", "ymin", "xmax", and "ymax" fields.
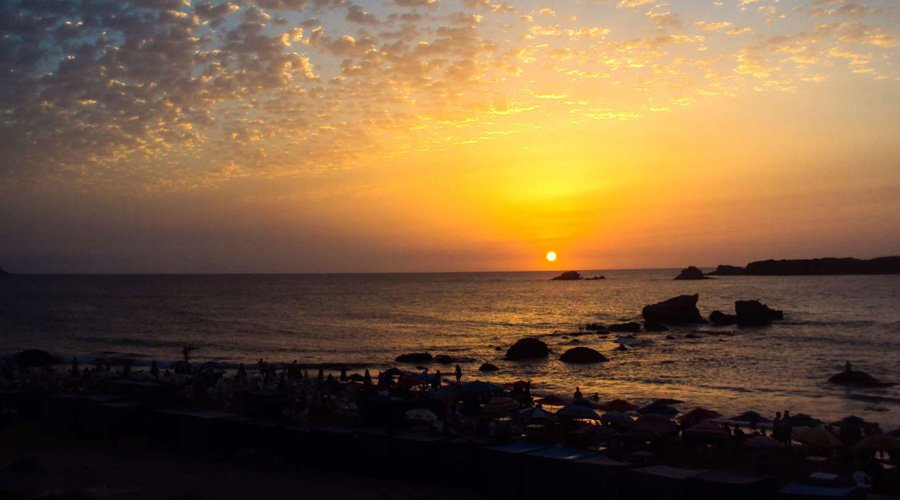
[{"xmin": 546, "ymin": 251, "xmax": 557, "ymax": 262}]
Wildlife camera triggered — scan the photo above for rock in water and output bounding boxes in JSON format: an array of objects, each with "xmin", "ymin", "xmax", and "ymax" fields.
[
  {"xmin": 585, "ymin": 323, "xmax": 607, "ymax": 332},
  {"xmin": 505, "ymin": 338, "xmax": 550, "ymax": 360},
  {"xmin": 642, "ymin": 294, "xmax": 703, "ymax": 324},
  {"xmin": 828, "ymin": 370, "xmax": 894, "ymax": 388},
  {"xmin": 551, "ymin": 271, "xmax": 583, "ymax": 280},
  {"xmin": 609, "ymin": 322, "xmax": 641, "ymax": 333},
  {"xmin": 559, "ymin": 347, "xmax": 608, "ymax": 364},
  {"xmin": 395, "ymin": 352, "xmax": 433, "ymax": 364},
  {"xmin": 479, "ymin": 363, "xmax": 499, "ymax": 372},
  {"xmin": 14, "ymin": 349, "xmax": 60, "ymax": 368},
  {"xmin": 434, "ymin": 354, "xmax": 454, "ymax": 364},
  {"xmin": 706, "ymin": 265, "xmax": 746, "ymax": 276},
  {"xmin": 735, "ymin": 300, "xmax": 783, "ymax": 326},
  {"xmin": 674, "ymin": 266, "xmax": 709, "ymax": 280},
  {"xmin": 643, "ymin": 321, "xmax": 668, "ymax": 332},
  {"xmin": 709, "ymin": 310, "xmax": 737, "ymax": 326}
]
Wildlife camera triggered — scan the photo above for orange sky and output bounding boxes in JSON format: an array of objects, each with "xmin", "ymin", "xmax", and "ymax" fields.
[{"xmin": 0, "ymin": 0, "xmax": 898, "ymax": 272}]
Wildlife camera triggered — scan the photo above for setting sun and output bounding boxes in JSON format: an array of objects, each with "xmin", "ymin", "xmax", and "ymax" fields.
[{"xmin": 546, "ymin": 251, "xmax": 557, "ymax": 262}]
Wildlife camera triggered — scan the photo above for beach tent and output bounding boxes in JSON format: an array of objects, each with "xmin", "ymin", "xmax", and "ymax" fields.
[{"xmin": 557, "ymin": 404, "xmax": 602, "ymax": 420}]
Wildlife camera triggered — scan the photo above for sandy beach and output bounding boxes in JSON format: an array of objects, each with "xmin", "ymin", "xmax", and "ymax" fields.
[{"xmin": 0, "ymin": 421, "xmax": 486, "ymax": 500}]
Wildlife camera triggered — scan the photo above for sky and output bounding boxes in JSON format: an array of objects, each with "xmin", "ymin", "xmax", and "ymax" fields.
[{"xmin": 0, "ymin": 0, "xmax": 898, "ymax": 273}]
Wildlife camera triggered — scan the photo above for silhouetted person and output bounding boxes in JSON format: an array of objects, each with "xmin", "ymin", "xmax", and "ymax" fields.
[
  {"xmin": 455, "ymin": 364, "xmax": 462, "ymax": 383},
  {"xmin": 432, "ymin": 370, "xmax": 441, "ymax": 390},
  {"xmin": 782, "ymin": 411, "xmax": 792, "ymax": 446},
  {"xmin": 574, "ymin": 386, "xmax": 583, "ymax": 401},
  {"xmin": 363, "ymin": 368, "xmax": 372, "ymax": 386},
  {"xmin": 317, "ymin": 367, "xmax": 324, "ymax": 382},
  {"xmin": 236, "ymin": 363, "xmax": 247, "ymax": 383}
]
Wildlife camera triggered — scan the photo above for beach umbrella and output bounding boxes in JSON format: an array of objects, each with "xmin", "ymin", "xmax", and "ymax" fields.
[
  {"xmin": 519, "ymin": 407, "xmax": 552, "ymax": 420},
  {"xmin": 729, "ymin": 411, "xmax": 771, "ymax": 425},
  {"xmin": 684, "ymin": 421, "xmax": 730, "ymax": 441},
  {"xmin": 484, "ymin": 397, "xmax": 519, "ymax": 414},
  {"xmin": 600, "ymin": 399, "xmax": 639, "ymax": 412},
  {"xmin": 534, "ymin": 394, "xmax": 571, "ymax": 407},
  {"xmin": 743, "ymin": 436, "xmax": 784, "ymax": 450},
  {"xmin": 557, "ymin": 404, "xmax": 602, "ymax": 420},
  {"xmin": 637, "ymin": 401, "xmax": 678, "ymax": 417},
  {"xmin": 461, "ymin": 380, "xmax": 502, "ymax": 396},
  {"xmin": 854, "ymin": 434, "xmax": 900, "ymax": 452},
  {"xmin": 572, "ymin": 424, "xmax": 617, "ymax": 441},
  {"xmin": 792, "ymin": 426, "xmax": 842, "ymax": 448},
  {"xmin": 785, "ymin": 413, "xmax": 823, "ymax": 428},
  {"xmin": 601, "ymin": 411, "xmax": 633, "ymax": 429},
  {"xmin": 406, "ymin": 408, "xmax": 438, "ymax": 423},
  {"xmin": 677, "ymin": 407, "xmax": 722, "ymax": 426},
  {"xmin": 832, "ymin": 415, "xmax": 874, "ymax": 430},
  {"xmin": 632, "ymin": 414, "xmax": 678, "ymax": 436}
]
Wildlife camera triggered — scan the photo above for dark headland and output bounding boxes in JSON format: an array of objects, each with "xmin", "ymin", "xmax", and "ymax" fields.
[{"xmin": 706, "ymin": 256, "xmax": 900, "ymax": 276}]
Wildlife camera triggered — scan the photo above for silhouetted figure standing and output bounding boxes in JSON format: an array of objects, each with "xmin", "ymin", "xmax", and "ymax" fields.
[
  {"xmin": 574, "ymin": 386, "xmax": 583, "ymax": 401},
  {"xmin": 432, "ymin": 370, "xmax": 442, "ymax": 390},
  {"xmin": 364, "ymin": 368, "xmax": 372, "ymax": 386},
  {"xmin": 454, "ymin": 364, "xmax": 462, "ymax": 383}
]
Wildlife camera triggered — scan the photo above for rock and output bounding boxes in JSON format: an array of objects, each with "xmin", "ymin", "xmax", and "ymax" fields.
[
  {"xmin": 559, "ymin": 347, "xmax": 608, "ymax": 364},
  {"xmin": 434, "ymin": 354, "xmax": 454, "ymax": 364},
  {"xmin": 744, "ymin": 256, "xmax": 900, "ymax": 275},
  {"xmin": 735, "ymin": 300, "xmax": 783, "ymax": 326},
  {"xmin": 706, "ymin": 265, "xmax": 746, "ymax": 276},
  {"xmin": 609, "ymin": 322, "xmax": 641, "ymax": 333},
  {"xmin": 585, "ymin": 323, "xmax": 606, "ymax": 332},
  {"xmin": 505, "ymin": 338, "xmax": 550, "ymax": 360},
  {"xmin": 665, "ymin": 335, "xmax": 676, "ymax": 340},
  {"xmin": 395, "ymin": 352, "xmax": 433, "ymax": 364},
  {"xmin": 551, "ymin": 271, "xmax": 583, "ymax": 280},
  {"xmin": 14, "ymin": 349, "xmax": 60, "ymax": 368},
  {"xmin": 586, "ymin": 275, "xmax": 606, "ymax": 280},
  {"xmin": 828, "ymin": 370, "xmax": 894, "ymax": 388},
  {"xmin": 674, "ymin": 266, "xmax": 710, "ymax": 280},
  {"xmin": 642, "ymin": 294, "xmax": 703, "ymax": 324},
  {"xmin": 643, "ymin": 321, "xmax": 668, "ymax": 332},
  {"xmin": 709, "ymin": 310, "xmax": 737, "ymax": 326},
  {"xmin": 479, "ymin": 363, "xmax": 499, "ymax": 372}
]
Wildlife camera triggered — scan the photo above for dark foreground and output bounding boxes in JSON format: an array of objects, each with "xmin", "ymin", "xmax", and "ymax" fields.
[{"xmin": 0, "ymin": 421, "xmax": 486, "ymax": 500}]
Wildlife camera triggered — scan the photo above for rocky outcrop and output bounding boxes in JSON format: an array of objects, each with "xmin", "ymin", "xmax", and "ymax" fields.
[
  {"xmin": 479, "ymin": 363, "xmax": 499, "ymax": 372},
  {"xmin": 709, "ymin": 310, "xmax": 737, "ymax": 326},
  {"xmin": 828, "ymin": 369, "xmax": 894, "ymax": 388},
  {"xmin": 560, "ymin": 347, "xmax": 608, "ymax": 364},
  {"xmin": 643, "ymin": 321, "xmax": 668, "ymax": 332},
  {"xmin": 551, "ymin": 271, "xmax": 583, "ymax": 280},
  {"xmin": 609, "ymin": 322, "xmax": 641, "ymax": 333},
  {"xmin": 706, "ymin": 265, "xmax": 745, "ymax": 276},
  {"xmin": 735, "ymin": 300, "xmax": 783, "ymax": 326},
  {"xmin": 505, "ymin": 338, "xmax": 550, "ymax": 360},
  {"xmin": 585, "ymin": 323, "xmax": 606, "ymax": 332},
  {"xmin": 709, "ymin": 257, "xmax": 900, "ymax": 276},
  {"xmin": 395, "ymin": 352, "xmax": 433, "ymax": 364},
  {"xmin": 14, "ymin": 349, "xmax": 60, "ymax": 368},
  {"xmin": 674, "ymin": 266, "xmax": 710, "ymax": 280},
  {"xmin": 642, "ymin": 294, "xmax": 703, "ymax": 325},
  {"xmin": 586, "ymin": 276, "xmax": 606, "ymax": 280},
  {"xmin": 434, "ymin": 354, "xmax": 454, "ymax": 364}
]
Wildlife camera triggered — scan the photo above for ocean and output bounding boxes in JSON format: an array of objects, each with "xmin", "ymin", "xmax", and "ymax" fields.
[{"xmin": 2, "ymin": 270, "xmax": 899, "ymax": 427}]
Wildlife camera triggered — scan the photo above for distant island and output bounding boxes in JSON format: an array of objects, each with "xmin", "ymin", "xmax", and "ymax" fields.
[
  {"xmin": 706, "ymin": 256, "xmax": 900, "ymax": 276},
  {"xmin": 551, "ymin": 271, "xmax": 605, "ymax": 281}
]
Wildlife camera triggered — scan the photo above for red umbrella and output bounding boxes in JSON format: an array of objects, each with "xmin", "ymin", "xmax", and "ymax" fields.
[{"xmin": 600, "ymin": 399, "xmax": 639, "ymax": 412}]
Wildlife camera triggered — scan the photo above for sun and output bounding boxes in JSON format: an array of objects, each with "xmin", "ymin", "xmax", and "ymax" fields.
[{"xmin": 546, "ymin": 251, "xmax": 557, "ymax": 262}]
